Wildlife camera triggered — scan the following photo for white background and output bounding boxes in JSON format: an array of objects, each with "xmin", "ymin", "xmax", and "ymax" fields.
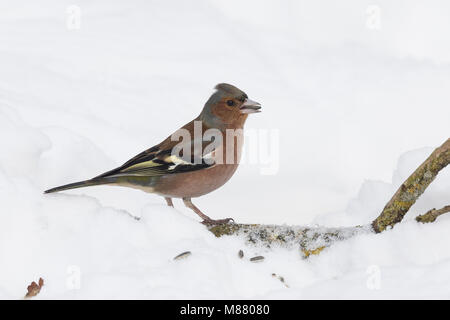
[{"xmin": 0, "ymin": 0, "xmax": 449, "ymax": 299}]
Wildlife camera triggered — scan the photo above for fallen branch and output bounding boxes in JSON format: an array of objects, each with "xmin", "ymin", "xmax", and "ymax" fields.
[
  {"xmin": 208, "ymin": 138, "xmax": 450, "ymax": 255},
  {"xmin": 372, "ymin": 138, "xmax": 450, "ymax": 232},
  {"xmin": 209, "ymin": 223, "xmax": 369, "ymax": 256}
]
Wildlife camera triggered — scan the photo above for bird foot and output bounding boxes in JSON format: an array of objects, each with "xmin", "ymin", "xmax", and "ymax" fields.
[{"xmin": 201, "ymin": 217, "xmax": 234, "ymax": 226}]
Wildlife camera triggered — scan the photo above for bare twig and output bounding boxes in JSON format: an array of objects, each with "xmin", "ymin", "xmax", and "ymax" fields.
[{"xmin": 416, "ymin": 205, "xmax": 450, "ymax": 223}]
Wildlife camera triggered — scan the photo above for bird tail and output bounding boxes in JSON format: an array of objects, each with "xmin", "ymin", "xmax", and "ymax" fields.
[{"xmin": 44, "ymin": 178, "xmax": 114, "ymax": 194}]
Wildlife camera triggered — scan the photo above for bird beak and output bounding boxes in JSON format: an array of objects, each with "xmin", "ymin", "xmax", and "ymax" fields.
[{"xmin": 240, "ymin": 99, "xmax": 262, "ymax": 114}]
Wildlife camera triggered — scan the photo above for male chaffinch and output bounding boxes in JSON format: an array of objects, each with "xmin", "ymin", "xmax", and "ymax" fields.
[{"xmin": 45, "ymin": 83, "xmax": 261, "ymax": 225}]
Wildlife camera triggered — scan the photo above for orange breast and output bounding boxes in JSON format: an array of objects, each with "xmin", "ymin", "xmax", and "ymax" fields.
[{"xmin": 153, "ymin": 130, "xmax": 244, "ymax": 198}]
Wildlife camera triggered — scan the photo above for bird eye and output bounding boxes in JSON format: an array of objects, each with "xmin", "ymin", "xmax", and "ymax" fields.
[{"xmin": 226, "ymin": 100, "xmax": 235, "ymax": 106}]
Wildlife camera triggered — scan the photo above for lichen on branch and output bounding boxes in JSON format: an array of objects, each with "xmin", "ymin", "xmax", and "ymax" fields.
[
  {"xmin": 208, "ymin": 223, "xmax": 369, "ymax": 256},
  {"xmin": 372, "ymin": 138, "xmax": 450, "ymax": 233}
]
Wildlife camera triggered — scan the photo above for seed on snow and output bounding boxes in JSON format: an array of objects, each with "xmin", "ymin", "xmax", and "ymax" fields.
[
  {"xmin": 173, "ymin": 251, "xmax": 191, "ymax": 260},
  {"xmin": 250, "ymin": 256, "xmax": 264, "ymax": 262}
]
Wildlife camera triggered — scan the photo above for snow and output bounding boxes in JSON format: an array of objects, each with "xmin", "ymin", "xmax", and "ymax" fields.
[{"xmin": 0, "ymin": 0, "xmax": 450, "ymax": 299}]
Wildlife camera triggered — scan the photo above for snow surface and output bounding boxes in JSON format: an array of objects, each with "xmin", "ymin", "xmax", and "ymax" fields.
[{"xmin": 0, "ymin": 0, "xmax": 450, "ymax": 299}]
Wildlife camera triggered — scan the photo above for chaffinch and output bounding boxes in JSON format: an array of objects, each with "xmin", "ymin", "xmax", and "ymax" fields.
[{"xmin": 45, "ymin": 83, "xmax": 261, "ymax": 225}]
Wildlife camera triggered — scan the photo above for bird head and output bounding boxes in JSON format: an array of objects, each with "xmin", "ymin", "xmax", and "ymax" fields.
[{"xmin": 200, "ymin": 83, "xmax": 261, "ymax": 128}]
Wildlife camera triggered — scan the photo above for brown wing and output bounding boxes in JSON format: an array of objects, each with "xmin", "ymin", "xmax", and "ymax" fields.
[{"xmin": 95, "ymin": 122, "xmax": 216, "ymax": 178}]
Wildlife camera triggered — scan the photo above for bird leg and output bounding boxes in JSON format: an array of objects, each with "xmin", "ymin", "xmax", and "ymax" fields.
[
  {"xmin": 182, "ymin": 197, "xmax": 234, "ymax": 225},
  {"xmin": 165, "ymin": 197, "xmax": 174, "ymax": 207}
]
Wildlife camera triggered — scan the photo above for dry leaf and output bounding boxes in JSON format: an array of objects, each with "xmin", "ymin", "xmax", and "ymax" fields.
[{"xmin": 25, "ymin": 277, "xmax": 44, "ymax": 298}]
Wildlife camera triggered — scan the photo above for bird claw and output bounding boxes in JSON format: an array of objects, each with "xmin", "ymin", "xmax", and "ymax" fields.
[{"xmin": 201, "ymin": 217, "xmax": 234, "ymax": 226}]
